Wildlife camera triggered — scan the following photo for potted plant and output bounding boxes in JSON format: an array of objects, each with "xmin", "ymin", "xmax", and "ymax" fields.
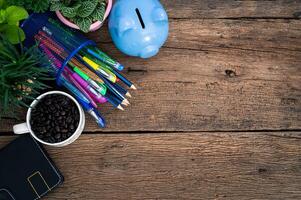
[
  {"xmin": 0, "ymin": 35, "xmax": 52, "ymax": 118},
  {"xmin": 50, "ymin": 0, "xmax": 112, "ymax": 33}
]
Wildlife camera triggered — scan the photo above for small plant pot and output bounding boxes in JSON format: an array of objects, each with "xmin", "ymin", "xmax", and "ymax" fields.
[{"xmin": 55, "ymin": 0, "xmax": 113, "ymax": 32}]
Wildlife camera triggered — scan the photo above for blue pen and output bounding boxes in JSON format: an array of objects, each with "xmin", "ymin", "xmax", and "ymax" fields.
[
  {"xmin": 83, "ymin": 53, "xmax": 135, "ymax": 90},
  {"xmin": 76, "ymin": 97, "xmax": 106, "ymax": 128},
  {"xmin": 48, "ymin": 62, "xmax": 106, "ymax": 128},
  {"xmin": 62, "ymin": 77, "xmax": 106, "ymax": 128},
  {"xmin": 75, "ymin": 55, "xmax": 129, "ymax": 104},
  {"xmin": 60, "ymin": 77, "xmax": 90, "ymax": 104},
  {"xmin": 85, "ymin": 48, "xmax": 124, "ymax": 71}
]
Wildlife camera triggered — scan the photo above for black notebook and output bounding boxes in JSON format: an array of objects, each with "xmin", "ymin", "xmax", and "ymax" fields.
[{"xmin": 0, "ymin": 135, "xmax": 64, "ymax": 200}]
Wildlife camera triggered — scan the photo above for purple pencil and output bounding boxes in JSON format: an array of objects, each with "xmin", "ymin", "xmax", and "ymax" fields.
[{"xmin": 40, "ymin": 44, "xmax": 98, "ymax": 108}]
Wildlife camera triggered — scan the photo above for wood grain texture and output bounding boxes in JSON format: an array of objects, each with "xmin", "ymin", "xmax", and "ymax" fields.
[
  {"xmin": 1, "ymin": 18, "xmax": 301, "ymax": 133},
  {"xmin": 161, "ymin": 0, "xmax": 301, "ymax": 19},
  {"xmin": 66, "ymin": 19, "xmax": 301, "ymax": 132},
  {"xmin": 0, "ymin": 2, "xmax": 300, "ymax": 200},
  {"xmin": 1, "ymin": 132, "xmax": 300, "ymax": 199}
]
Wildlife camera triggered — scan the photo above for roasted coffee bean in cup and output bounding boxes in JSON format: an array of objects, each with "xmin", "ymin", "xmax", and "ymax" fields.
[{"xmin": 30, "ymin": 94, "xmax": 80, "ymax": 144}]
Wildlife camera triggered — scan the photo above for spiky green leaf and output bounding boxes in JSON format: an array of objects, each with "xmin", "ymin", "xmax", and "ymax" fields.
[{"xmin": 0, "ymin": 36, "xmax": 52, "ymax": 118}]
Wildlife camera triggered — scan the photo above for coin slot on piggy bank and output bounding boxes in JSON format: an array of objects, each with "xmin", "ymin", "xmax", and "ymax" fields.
[{"xmin": 109, "ymin": 0, "xmax": 169, "ymax": 59}]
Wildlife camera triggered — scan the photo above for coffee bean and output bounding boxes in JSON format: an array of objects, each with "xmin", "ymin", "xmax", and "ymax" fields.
[
  {"xmin": 69, "ymin": 124, "xmax": 75, "ymax": 130},
  {"xmin": 54, "ymin": 133, "xmax": 61, "ymax": 139},
  {"xmin": 55, "ymin": 126, "xmax": 60, "ymax": 132},
  {"xmin": 30, "ymin": 94, "xmax": 80, "ymax": 144},
  {"xmin": 41, "ymin": 127, "xmax": 46, "ymax": 134},
  {"xmin": 36, "ymin": 134, "xmax": 43, "ymax": 139},
  {"xmin": 66, "ymin": 117, "xmax": 72, "ymax": 124},
  {"xmin": 45, "ymin": 100, "xmax": 51, "ymax": 105},
  {"xmin": 48, "ymin": 137, "xmax": 55, "ymax": 143}
]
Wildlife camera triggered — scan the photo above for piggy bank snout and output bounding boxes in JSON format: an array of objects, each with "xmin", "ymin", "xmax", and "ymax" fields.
[{"xmin": 139, "ymin": 45, "xmax": 159, "ymax": 58}]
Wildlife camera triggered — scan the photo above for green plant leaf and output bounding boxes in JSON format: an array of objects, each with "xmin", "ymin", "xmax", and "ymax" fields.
[
  {"xmin": 50, "ymin": 1, "xmax": 65, "ymax": 11},
  {"xmin": 6, "ymin": 0, "xmax": 49, "ymax": 13},
  {"xmin": 0, "ymin": 10, "xmax": 6, "ymax": 23},
  {"xmin": 91, "ymin": 2, "xmax": 106, "ymax": 21},
  {"xmin": 73, "ymin": 16, "xmax": 92, "ymax": 33},
  {"xmin": 0, "ymin": 0, "xmax": 7, "ymax": 8},
  {"xmin": 77, "ymin": 1, "xmax": 97, "ymax": 18},
  {"xmin": 61, "ymin": 4, "xmax": 80, "ymax": 18},
  {"xmin": 31, "ymin": 0, "xmax": 50, "ymax": 13},
  {"xmin": 5, "ymin": 6, "xmax": 28, "ymax": 25},
  {"xmin": 0, "ymin": 24, "xmax": 6, "ymax": 31},
  {"xmin": 3, "ymin": 25, "xmax": 25, "ymax": 44}
]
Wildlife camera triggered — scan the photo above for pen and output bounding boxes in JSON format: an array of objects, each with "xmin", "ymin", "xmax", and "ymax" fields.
[
  {"xmin": 78, "ymin": 98, "xmax": 106, "ymax": 128},
  {"xmin": 72, "ymin": 72, "xmax": 107, "ymax": 104},
  {"xmin": 40, "ymin": 43, "xmax": 98, "ymax": 108},
  {"xmin": 84, "ymin": 46, "xmax": 124, "ymax": 71},
  {"xmin": 85, "ymin": 54, "xmax": 136, "ymax": 90},
  {"xmin": 41, "ymin": 45, "xmax": 105, "ymax": 128},
  {"xmin": 82, "ymin": 56, "xmax": 117, "ymax": 83},
  {"xmin": 63, "ymin": 77, "xmax": 105, "ymax": 128},
  {"xmin": 72, "ymin": 64, "xmax": 107, "ymax": 96},
  {"xmin": 76, "ymin": 55, "xmax": 130, "ymax": 105},
  {"xmin": 40, "ymin": 41, "xmax": 113, "ymax": 107}
]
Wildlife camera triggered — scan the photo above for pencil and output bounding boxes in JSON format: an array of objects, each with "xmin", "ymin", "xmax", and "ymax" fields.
[
  {"xmin": 75, "ymin": 55, "xmax": 130, "ymax": 105},
  {"xmin": 82, "ymin": 52, "xmax": 137, "ymax": 90}
]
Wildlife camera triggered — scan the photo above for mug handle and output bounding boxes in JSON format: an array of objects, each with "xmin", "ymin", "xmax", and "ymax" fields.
[{"xmin": 13, "ymin": 123, "xmax": 30, "ymax": 134}]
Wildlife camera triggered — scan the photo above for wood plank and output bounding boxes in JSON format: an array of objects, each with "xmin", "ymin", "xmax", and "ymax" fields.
[
  {"xmin": 161, "ymin": 0, "xmax": 301, "ymax": 19},
  {"xmin": 1, "ymin": 19, "xmax": 300, "ymax": 133},
  {"xmin": 71, "ymin": 19, "xmax": 301, "ymax": 132},
  {"xmin": 92, "ymin": 19, "xmax": 301, "ymax": 53},
  {"xmin": 0, "ymin": 132, "xmax": 300, "ymax": 199}
]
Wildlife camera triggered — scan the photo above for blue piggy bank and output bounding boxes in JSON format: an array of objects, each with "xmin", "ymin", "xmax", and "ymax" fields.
[{"xmin": 108, "ymin": 0, "xmax": 169, "ymax": 58}]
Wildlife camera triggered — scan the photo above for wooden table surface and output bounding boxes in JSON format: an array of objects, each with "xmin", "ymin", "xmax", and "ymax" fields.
[{"xmin": 1, "ymin": 1, "xmax": 301, "ymax": 199}]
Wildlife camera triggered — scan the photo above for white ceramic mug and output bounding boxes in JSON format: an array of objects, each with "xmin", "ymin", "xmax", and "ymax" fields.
[{"xmin": 13, "ymin": 91, "xmax": 85, "ymax": 147}]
